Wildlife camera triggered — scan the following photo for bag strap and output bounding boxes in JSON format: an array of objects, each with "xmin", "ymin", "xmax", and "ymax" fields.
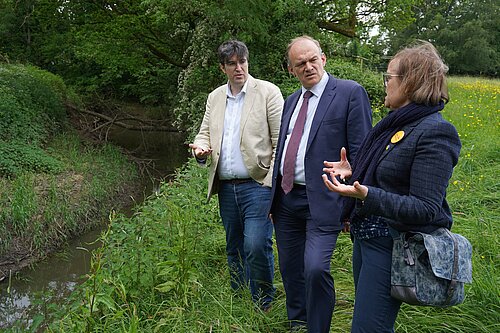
[
  {"xmin": 444, "ymin": 228, "xmax": 459, "ymax": 304},
  {"xmin": 387, "ymin": 226, "xmax": 416, "ymax": 266}
]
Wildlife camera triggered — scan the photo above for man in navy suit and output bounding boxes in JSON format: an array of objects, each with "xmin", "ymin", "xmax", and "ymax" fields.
[{"xmin": 269, "ymin": 36, "xmax": 372, "ymax": 332}]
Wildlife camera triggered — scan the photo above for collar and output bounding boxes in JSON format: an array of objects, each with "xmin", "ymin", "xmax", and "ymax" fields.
[
  {"xmin": 301, "ymin": 72, "xmax": 328, "ymax": 98},
  {"xmin": 226, "ymin": 76, "xmax": 249, "ymax": 98}
]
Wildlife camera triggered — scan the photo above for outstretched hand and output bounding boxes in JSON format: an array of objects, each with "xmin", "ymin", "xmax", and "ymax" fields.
[
  {"xmin": 188, "ymin": 143, "xmax": 213, "ymax": 159},
  {"xmin": 322, "ymin": 174, "xmax": 368, "ymax": 201},
  {"xmin": 322, "ymin": 147, "xmax": 352, "ymax": 182}
]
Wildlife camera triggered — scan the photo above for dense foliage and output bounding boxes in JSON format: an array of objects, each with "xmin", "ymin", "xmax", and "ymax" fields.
[
  {"xmin": 0, "ymin": 64, "xmax": 69, "ymax": 176},
  {"xmin": 6, "ymin": 0, "xmax": 495, "ymax": 137},
  {"xmin": 0, "ymin": 64, "xmax": 66, "ymax": 141},
  {"xmin": 384, "ymin": 0, "xmax": 499, "ymax": 76}
]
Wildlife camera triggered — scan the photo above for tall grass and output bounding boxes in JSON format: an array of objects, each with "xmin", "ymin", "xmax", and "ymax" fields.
[
  {"xmin": 393, "ymin": 77, "xmax": 500, "ymax": 332},
  {"xmin": 0, "ymin": 132, "xmax": 138, "ymax": 262},
  {"xmin": 47, "ymin": 77, "xmax": 499, "ymax": 332}
]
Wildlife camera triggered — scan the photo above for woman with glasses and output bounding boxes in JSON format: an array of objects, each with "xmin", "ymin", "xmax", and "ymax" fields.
[{"xmin": 322, "ymin": 41, "xmax": 461, "ymax": 332}]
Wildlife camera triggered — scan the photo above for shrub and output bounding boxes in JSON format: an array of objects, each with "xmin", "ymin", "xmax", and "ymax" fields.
[
  {"xmin": 0, "ymin": 141, "xmax": 63, "ymax": 177},
  {"xmin": 0, "ymin": 63, "xmax": 70, "ymax": 176},
  {"xmin": 0, "ymin": 64, "xmax": 68, "ymax": 144}
]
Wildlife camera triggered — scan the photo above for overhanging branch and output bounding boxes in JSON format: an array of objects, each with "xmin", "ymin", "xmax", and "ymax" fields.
[
  {"xmin": 66, "ymin": 103, "xmax": 182, "ymax": 133},
  {"xmin": 318, "ymin": 20, "xmax": 357, "ymax": 38}
]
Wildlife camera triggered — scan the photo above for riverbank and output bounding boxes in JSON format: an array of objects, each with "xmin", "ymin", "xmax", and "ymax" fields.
[
  {"xmin": 0, "ymin": 63, "xmax": 143, "ymax": 282},
  {"xmin": 0, "ymin": 131, "xmax": 141, "ymax": 282}
]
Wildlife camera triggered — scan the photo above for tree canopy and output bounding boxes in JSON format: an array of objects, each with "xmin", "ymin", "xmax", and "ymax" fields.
[
  {"xmin": 1, "ymin": 0, "xmax": 497, "ymax": 134},
  {"xmin": 384, "ymin": 0, "xmax": 499, "ymax": 75}
]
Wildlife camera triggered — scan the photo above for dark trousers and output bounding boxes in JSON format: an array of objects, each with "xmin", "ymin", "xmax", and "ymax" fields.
[
  {"xmin": 351, "ymin": 235, "xmax": 402, "ymax": 333},
  {"xmin": 274, "ymin": 186, "xmax": 339, "ymax": 333}
]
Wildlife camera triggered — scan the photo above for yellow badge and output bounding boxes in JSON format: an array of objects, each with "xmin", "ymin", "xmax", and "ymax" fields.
[{"xmin": 391, "ymin": 130, "xmax": 405, "ymax": 144}]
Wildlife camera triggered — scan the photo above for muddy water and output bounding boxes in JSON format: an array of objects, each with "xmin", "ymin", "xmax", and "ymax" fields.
[
  {"xmin": 0, "ymin": 229, "xmax": 103, "ymax": 329},
  {"xmin": 0, "ymin": 129, "xmax": 189, "ymax": 329}
]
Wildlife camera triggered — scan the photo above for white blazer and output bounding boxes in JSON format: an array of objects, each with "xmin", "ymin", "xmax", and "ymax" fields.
[{"xmin": 193, "ymin": 75, "xmax": 283, "ymax": 200}]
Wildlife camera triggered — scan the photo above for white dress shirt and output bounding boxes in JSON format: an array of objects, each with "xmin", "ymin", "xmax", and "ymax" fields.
[
  {"xmin": 280, "ymin": 72, "xmax": 329, "ymax": 185},
  {"xmin": 218, "ymin": 81, "xmax": 251, "ymax": 180}
]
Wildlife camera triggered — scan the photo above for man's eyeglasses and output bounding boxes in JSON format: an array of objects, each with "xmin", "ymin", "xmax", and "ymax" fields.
[
  {"xmin": 225, "ymin": 58, "xmax": 247, "ymax": 69},
  {"xmin": 383, "ymin": 73, "xmax": 402, "ymax": 88}
]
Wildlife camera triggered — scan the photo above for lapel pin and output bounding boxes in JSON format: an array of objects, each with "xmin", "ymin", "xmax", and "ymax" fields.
[{"xmin": 391, "ymin": 130, "xmax": 405, "ymax": 144}]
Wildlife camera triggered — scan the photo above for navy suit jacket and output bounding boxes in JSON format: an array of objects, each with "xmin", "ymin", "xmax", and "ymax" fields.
[
  {"xmin": 270, "ymin": 74, "xmax": 372, "ymax": 231},
  {"xmin": 355, "ymin": 112, "xmax": 461, "ymax": 233}
]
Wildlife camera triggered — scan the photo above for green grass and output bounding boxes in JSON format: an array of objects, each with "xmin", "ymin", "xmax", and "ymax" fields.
[
  {"xmin": 45, "ymin": 77, "xmax": 499, "ymax": 333},
  {"xmin": 0, "ymin": 131, "xmax": 138, "ymax": 260},
  {"xmin": 391, "ymin": 77, "xmax": 500, "ymax": 332}
]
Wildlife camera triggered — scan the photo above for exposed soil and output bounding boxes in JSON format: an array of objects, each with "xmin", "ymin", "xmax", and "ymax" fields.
[
  {"xmin": 0, "ymin": 102, "xmax": 179, "ymax": 282},
  {"xmin": 0, "ymin": 175, "xmax": 145, "ymax": 283}
]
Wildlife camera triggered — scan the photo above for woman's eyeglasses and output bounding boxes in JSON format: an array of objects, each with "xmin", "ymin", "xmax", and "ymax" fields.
[{"xmin": 383, "ymin": 73, "xmax": 402, "ymax": 88}]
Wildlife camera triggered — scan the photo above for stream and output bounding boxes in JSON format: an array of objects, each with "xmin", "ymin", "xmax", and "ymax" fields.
[{"xmin": 0, "ymin": 128, "xmax": 189, "ymax": 329}]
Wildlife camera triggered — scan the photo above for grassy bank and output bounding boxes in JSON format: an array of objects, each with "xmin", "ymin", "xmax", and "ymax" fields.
[
  {"xmin": 46, "ymin": 77, "xmax": 499, "ymax": 333},
  {"xmin": 0, "ymin": 133, "xmax": 138, "ymax": 268},
  {"xmin": 0, "ymin": 64, "xmax": 138, "ymax": 282}
]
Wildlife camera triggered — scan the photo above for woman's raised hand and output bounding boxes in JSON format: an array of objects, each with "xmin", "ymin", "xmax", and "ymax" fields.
[{"xmin": 322, "ymin": 147, "xmax": 352, "ymax": 181}]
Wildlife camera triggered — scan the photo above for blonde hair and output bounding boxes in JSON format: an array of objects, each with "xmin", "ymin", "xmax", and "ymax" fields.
[{"xmin": 392, "ymin": 41, "xmax": 449, "ymax": 105}]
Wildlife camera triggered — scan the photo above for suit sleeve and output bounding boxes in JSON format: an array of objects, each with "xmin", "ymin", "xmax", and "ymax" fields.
[
  {"xmin": 359, "ymin": 121, "xmax": 461, "ymax": 225},
  {"xmin": 346, "ymin": 84, "xmax": 372, "ymax": 161},
  {"xmin": 263, "ymin": 85, "xmax": 284, "ymax": 186}
]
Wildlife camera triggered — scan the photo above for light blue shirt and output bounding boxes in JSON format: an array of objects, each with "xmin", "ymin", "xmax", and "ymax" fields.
[
  {"xmin": 280, "ymin": 72, "xmax": 329, "ymax": 185},
  {"xmin": 218, "ymin": 80, "xmax": 251, "ymax": 180}
]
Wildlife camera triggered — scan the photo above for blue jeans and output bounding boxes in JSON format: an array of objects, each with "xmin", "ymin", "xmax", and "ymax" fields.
[
  {"xmin": 218, "ymin": 180, "xmax": 275, "ymax": 307},
  {"xmin": 351, "ymin": 235, "xmax": 402, "ymax": 333}
]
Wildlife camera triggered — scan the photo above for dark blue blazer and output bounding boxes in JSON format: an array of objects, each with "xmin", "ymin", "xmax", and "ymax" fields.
[
  {"xmin": 355, "ymin": 112, "xmax": 461, "ymax": 233},
  {"xmin": 270, "ymin": 74, "xmax": 372, "ymax": 231}
]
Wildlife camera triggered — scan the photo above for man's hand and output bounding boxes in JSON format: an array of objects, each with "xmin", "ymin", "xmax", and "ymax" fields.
[
  {"xmin": 188, "ymin": 143, "xmax": 213, "ymax": 159},
  {"xmin": 322, "ymin": 147, "xmax": 352, "ymax": 182}
]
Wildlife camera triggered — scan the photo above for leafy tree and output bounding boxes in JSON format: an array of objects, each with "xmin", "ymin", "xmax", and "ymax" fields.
[
  {"xmin": 1, "ymin": 0, "xmax": 414, "ymax": 135},
  {"xmin": 51, "ymin": 0, "xmax": 321, "ymax": 133},
  {"xmin": 385, "ymin": 0, "xmax": 499, "ymax": 76},
  {"xmin": 313, "ymin": 0, "xmax": 419, "ymax": 38}
]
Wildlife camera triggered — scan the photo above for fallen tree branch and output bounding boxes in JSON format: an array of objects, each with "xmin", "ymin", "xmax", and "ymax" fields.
[{"xmin": 66, "ymin": 103, "xmax": 183, "ymax": 133}]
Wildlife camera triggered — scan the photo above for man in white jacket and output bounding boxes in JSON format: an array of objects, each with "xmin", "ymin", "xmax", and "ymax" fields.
[{"xmin": 189, "ymin": 39, "xmax": 283, "ymax": 311}]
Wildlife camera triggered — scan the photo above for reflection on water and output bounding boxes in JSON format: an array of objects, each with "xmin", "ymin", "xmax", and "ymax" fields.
[
  {"xmin": 0, "ymin": 128, "xmax": 188, "ymax": 329},
  {"xmin": 0, "ymin": 228, "xmax": 101, "ymax": 329}
]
